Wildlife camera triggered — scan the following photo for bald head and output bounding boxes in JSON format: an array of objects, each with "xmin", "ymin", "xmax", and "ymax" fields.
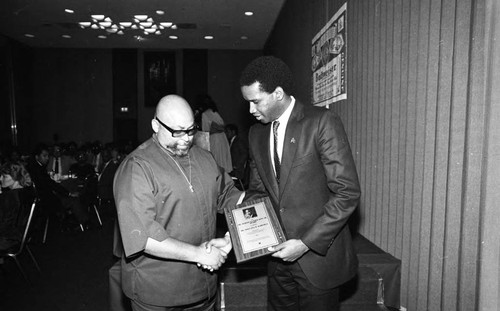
[
  {"xmin": 156, "ymin": 95, "xmax": 194, "ymax": 126},
  {"xmin": 153, "ymin": 95, "xmax": 196, "ymax": 156}
]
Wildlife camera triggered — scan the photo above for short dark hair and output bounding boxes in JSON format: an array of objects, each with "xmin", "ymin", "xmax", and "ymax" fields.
[
  {"xmin": 239, "ymin": 56, "xmax": 294, "ymax": 95},
  {"xmin": 32, "ymin": 143, "xmax": 49, "ymax": 157}
]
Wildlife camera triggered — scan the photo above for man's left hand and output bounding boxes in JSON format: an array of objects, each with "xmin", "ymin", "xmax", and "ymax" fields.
[{"xmin": 268, "ymin": 239, "xmax": 309, "ymax": 262}]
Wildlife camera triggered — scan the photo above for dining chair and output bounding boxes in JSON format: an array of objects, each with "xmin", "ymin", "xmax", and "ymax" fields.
[
  {"xmin": 83, "ymin": 173, "xmax": 102, "ymax": 227},
  {"xmin": 0, "ymin": 186, "xmax": 41, "ymax": 282}
]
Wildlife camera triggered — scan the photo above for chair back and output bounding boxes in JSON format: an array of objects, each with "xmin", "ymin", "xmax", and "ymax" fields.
[
  {"xmin": 16, "ymin": 187, "xmax": 38, "ymax": 256},
  {"xmin": 0, "ymin": 186, "xmax": 37, "ymax": 256},
  {"xmin": 82, "ymin": 173, "xmax": 99, "ymax": 205}
]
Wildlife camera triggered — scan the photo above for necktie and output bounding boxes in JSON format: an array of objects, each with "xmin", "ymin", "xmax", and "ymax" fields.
[
  {"xmin": 273, "ymin": 121, "xmax": 280, "ymax": 183},
  {"xmin": 54, "ymin": 157, "xmax": 60, "ymax": 174}
]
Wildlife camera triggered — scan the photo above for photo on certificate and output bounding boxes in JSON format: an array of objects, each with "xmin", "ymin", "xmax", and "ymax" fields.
[{"xmin": 224, "ymin": 197, "xmax": 286, "ymax": 263}]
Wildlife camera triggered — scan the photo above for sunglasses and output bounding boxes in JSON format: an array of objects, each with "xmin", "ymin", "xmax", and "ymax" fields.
[{"xmin": 155, "ymin": 117, "xmax": 198, "ymax": 137}]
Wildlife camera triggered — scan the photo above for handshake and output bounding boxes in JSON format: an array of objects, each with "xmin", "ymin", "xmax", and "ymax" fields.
[{"xmin": 196, "ymin": 232, "xmax": 232, "ymax": 272}]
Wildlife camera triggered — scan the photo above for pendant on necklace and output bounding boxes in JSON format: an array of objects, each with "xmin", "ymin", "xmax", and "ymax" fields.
[{"xmin": 189, "ymin": 185, "xmax": 194, "ymax": 192}]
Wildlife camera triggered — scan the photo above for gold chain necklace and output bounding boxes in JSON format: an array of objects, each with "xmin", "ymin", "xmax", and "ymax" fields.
[{"xmin": 165, "ymin": 151, "xmax": 194, "ymax": 192}]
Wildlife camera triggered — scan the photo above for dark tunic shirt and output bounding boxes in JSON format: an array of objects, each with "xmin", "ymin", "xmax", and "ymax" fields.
[{"xmin": 113, "ymin": 135, "xmax": 241, "ymax": 306}]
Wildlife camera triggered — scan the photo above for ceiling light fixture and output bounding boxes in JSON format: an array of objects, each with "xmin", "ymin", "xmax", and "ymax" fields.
[
  {"xmin": 156, "ymin": 10, "xmax": 165, "ymax": 15},
  {"xmin": 169, "ymin": 35, "xmax": 178, "ymax": 39},
  {"xmin": 134, "ymin": 15, "xmax": 148, "ymax": 21},
  {"xmin": 78, "ymin": 14, "xmax": 173, "ymax": 37},
  {"xmin": 62, "ymin": 35, "xmax": 71, "ymax": 38},
  {"xmin": 119, "ymin": 22, "xmax": 132, "ymax": 27},
  {"xmin": 79, "ymin": 22, "xmax": 91, "ymax": 28},
  {"xmin": 65, "ymin": 9, "xmax": 74, "ymax": 14},
  {"xmin": 91, "ymin": 15, "xmax": 106, "ymax": 21},
  {"xmin": 24, "ymin": 34, "xmax": 35, "ymax": 38},
  {"xmin": 244, "ymin": 11, "xmax": 254, "ymax": 16},
  {"xmin": 241, "ymin": 36, "xmax": 248, "ymax": 40},
  {"xmin": 98, "ymin": 35, "xmax": 107, "ymax": 39}
]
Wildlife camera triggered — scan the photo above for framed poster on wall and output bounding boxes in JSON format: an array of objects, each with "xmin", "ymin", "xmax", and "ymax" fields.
[
  {"xmin": 144, "ymin": 52, "xmax": 176, "ymax": 107},
  {"xmin": 312, "ymin": 2, "xmax": 347, "ymax": 107}
]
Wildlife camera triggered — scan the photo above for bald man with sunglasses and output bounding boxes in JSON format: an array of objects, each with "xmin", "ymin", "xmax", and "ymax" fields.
[{"xmin": 113, "ymin": 94, "xmax": 243, "ymax": 311}]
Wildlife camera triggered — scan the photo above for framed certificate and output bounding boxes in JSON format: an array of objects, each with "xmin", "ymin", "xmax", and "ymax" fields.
[{"xmin": 224, "ymin": 197, "xmax": 286, "ymax": 263}]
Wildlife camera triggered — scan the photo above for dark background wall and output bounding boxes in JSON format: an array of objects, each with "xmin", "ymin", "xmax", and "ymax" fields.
[
  {"xmin": 0, "ymin": 43, "xmax": 259, "ymax": 151},
  {"xmin": 30, "ymin": 48, "xmax": 114, "ymax": 147}
]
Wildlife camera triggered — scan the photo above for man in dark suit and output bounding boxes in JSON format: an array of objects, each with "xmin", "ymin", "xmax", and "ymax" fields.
[
  {"xmin": 46, "ymin": 143, "xmax": 76, "ymax": 176},
  {"xmin": 27, "ymin": 144, "xmax": 88, "ymax": 229},
  {"xmin": 225, "ymin": 124, "xmax": 249, "ymax": 187},
  {"xmin": 239, "ymin": 56, "xmax": 361, "ymax": 311}
]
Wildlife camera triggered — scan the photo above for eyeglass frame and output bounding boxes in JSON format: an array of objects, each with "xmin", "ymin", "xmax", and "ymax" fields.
[{"xmin": 155, "ymin": 117, "xmax": 198, "ymax": 137}]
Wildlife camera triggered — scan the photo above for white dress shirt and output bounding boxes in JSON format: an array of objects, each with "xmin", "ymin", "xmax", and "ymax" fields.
[{"xmin": 269, "ymin": 96, "xmax": 296, "ymax": 175}]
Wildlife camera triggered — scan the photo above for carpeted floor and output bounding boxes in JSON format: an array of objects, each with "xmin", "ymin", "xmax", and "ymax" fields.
[{"xmin": 0, "ymin": 208, "xmax": 117, "ymax": 311}]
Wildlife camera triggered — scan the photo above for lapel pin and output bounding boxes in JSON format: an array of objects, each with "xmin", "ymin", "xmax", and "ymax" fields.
[{"xmin": 290, "ymin": 138, "xmax": 296, "ymax": 144}]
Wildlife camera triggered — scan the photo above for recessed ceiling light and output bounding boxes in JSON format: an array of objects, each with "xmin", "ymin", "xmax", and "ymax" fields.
[
  {"xmin": 24, "ymin": 34, "xmax": 35, "ymax": 38},
  {"xmin": 171, "ymin": 24, "xmax": 177, "ymax": 30},
  {"xmin": 65, "ymin": 9, "xmax": 74, "ymax": 14},
  {"xmin": 204, "ymin": 35, "xmax": 213, "ymax": 40},
  {"xmin": 244, "ymin": 11, "xmax": 254, "ymax": 16},
  {"xmin": 169, "ymin": 35, "xmax": 178, "ymax": 40},
  {"xmin": 241, "ymin": 36, "xmax": 248, "ymax": 40},
  {"xmin": 160, "ymin": 22, "xmax": 173, "ymax": 28},
  {"xmin": 119, "ymin": 22, "xmax": 132, "ymax": 27},
  {"xmin": 62, "ymin": 35, "xmax": 71, "ymax": 39},
  {"xmin": 98, "ymin": 35, "xmax": 107, "ymax": 39},
  {"xmin": 156, "ymin": 10, "xmax": 164, "ymax": 15}
]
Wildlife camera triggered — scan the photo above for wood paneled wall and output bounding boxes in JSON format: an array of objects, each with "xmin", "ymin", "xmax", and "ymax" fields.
[{"xmin": 267, "ymin": 0, "xmax": 499, "ymax": 309}]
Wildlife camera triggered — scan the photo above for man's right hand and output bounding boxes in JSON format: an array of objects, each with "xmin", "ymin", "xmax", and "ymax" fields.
[{"xmin": 196, "ymin": 243, "xmax": 226, "ymax": 272}]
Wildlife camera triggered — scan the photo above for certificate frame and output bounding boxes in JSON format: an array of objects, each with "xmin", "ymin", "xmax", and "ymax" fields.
[{"xmin": 224, "ymin": 197, "xmax": 286, "ymax": 263}]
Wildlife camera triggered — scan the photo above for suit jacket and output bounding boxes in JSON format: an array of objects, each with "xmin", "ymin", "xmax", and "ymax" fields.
[
  {"xmin": 229, "ymin": 135, "xmax": 249, "ymax": 181},
  {"xmin": 27, "ymin": 159, "xmax": 69, "ymax": 214},
  {"xmin": 247, "ymin": 100, "xmax": 361, "ymax": 289},
  {"xmin": 47, "ymin": 155, "xmax": 76, "ymax": 175}
]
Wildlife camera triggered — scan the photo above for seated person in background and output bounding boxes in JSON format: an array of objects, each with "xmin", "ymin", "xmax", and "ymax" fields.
[
  {"xmin": 27, "ymin": 144, "xmax": 89, "ymax": 230},
  {"xmin": 225, "ymin": 124, "xmax": 249, "ymax": 187},
  {"xmin": 70, "ymin": 150, "xmax": 95, "ymax": 180},
  {"xmin": 47, "ymin": 143, "xmax": 76, "ymax": 177},
  {"xmin": 98, "ymin": 144, "xmax": 121, "ymax": 206},
  {"xmin": 88, "ymin": 141, "xmax": 104, "ymax": 174},
  {"xmin": 0, "ymin": 161, "xmax": 34, "ymax": 237},
  {"xmin": 70, "ymin": 150, "xmax": 98, "ymax": 209}
]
